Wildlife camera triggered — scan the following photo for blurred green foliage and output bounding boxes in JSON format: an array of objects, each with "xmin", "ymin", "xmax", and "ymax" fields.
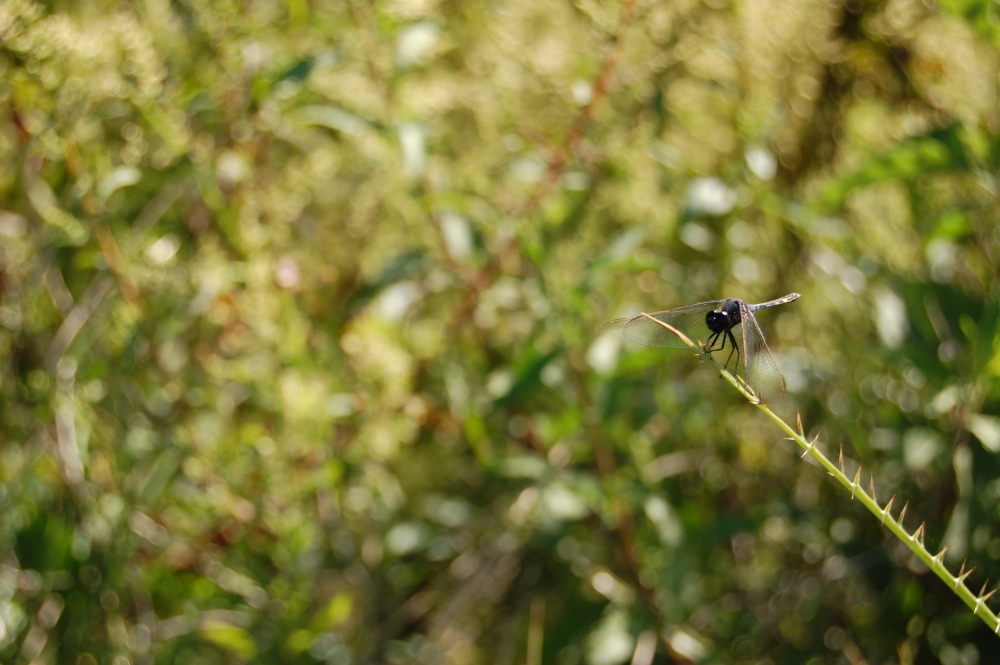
[{"xmin": 1, "ymin": 0, "xmax": 1000, "ymax": 664}]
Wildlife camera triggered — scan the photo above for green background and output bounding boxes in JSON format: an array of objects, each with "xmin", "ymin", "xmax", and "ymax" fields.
[{"xmin": 1, "ymin": 0, "xmax": 1000, "ymax": 663}]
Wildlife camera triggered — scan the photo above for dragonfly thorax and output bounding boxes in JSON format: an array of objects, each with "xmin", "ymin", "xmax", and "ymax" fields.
[{"xmin": 705, "ymin": 299, "xmax": 743, "ymax": 333}]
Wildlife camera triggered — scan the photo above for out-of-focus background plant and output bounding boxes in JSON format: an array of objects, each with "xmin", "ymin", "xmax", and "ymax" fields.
[{"xmin": 2, "ymin": 0, "xmax": 1000, "ymax": 663}]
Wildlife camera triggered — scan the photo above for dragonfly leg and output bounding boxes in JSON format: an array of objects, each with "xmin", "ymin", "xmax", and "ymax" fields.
[
  {"xmin": 702, "ymin": 332, "xmax": 719, "ymax": 354},
  {"xmin": 723, "ymin": 341, "xmax": 737, "ymax": 371},
  {"xmin": 724, "ymin": 329, "xmax": 740, "ymax": 373}
]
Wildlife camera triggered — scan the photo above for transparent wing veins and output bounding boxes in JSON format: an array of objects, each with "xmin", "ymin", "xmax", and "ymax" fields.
[
  {"xmin": 603, "ymin": 300, "xmax": 726, "ymax": 349},
  {"xmin": 739, "ymin": 302, "xmax": 785, "ymax": 404}
]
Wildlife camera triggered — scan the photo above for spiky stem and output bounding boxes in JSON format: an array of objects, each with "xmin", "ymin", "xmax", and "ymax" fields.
[{"xmin": 639, "ymin": 313, "xmax": 1000, "ymax": 635}]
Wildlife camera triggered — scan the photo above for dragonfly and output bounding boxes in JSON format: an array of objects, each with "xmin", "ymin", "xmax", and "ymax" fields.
[{"xmin": 603, "ymin": 293, "xmax": 800, "ymax": 404}]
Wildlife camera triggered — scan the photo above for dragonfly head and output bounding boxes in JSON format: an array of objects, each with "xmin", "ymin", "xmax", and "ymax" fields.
[{"xmin": 705, "ymin": 309, "xmax": 733, "ymax": 333}]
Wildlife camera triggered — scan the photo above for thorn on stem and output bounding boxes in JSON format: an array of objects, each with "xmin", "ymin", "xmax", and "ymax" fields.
[
  {"xmin": 973, "ymin": 581, "xmax": 997, "ymax": 617},
  {"xmin": 839, "ymin": 446, "xmax": 844, "ymax": 472},
  {"xmin": 933, "ymin": 546, "xmax": 948, "ymax": 570},
  {"xmin": 851, "ymin": 466, "xmax": 862, "ymax": 500},
  {"xmin": 882, "ymin": 495, "xmax": 895, "ymax": 525},
  {"xmin": 898, "ymin": 501, "xmax": 909, "ymax": 528},
  {"xmin": 869, "ymin": 477, "xmax": 876, "ymax": 502},
  {"xmin": 800, "ymin": 433, "xmax": 819, "ymax": 458},
  {"xmin": 956, "ymin": 560, "xmax": 974, "ymax": 590}
]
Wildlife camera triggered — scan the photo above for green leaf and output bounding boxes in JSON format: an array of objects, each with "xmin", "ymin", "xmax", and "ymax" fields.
[
  {"xmin": 324, "ymin": 592, "xmax": 354, "ymax": 627},
  {"xmin": 285, "ymin": 629, "xmax": 315, "ymax": 655},
  {"xmin": 353, "ymin": 250, "xmax": 426, "ymax": 304},
  {"xmin": 201, "ymin": 621, "xmax": 257, "ymax": 661},
  {"xmin": 493, "ymin": 348, "xmax": 562, "ymax": 409},
  {"xmin": 463, "ymin": 411, "xmax": 494, "ymax": 465},
  {"xmin": 931, "ymin": 211, "xmax": 970, "ymax": 240}
]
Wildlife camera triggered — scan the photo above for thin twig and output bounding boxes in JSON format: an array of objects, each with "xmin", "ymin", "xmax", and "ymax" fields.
[{"xmin": 45, "ymin": 275, "xmax": 115, "ymax": 372}]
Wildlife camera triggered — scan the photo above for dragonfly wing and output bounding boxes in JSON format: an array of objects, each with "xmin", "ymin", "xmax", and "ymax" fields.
[
  {"xmin": 604, "ymin": 301, "xmax": 725, "ymax": 349},
  {"xmin": 739, "ymin": 302, "xmax": 785, "ymax": 404}
]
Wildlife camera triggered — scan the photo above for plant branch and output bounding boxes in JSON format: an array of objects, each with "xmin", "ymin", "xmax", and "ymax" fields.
[
  {"xmin": 638, "ymin": 313, "xmax": 1000, "ymax": 636},
  {"xmin": 518, "ymin": 0, "xmax": 639, "ymax": 215}
]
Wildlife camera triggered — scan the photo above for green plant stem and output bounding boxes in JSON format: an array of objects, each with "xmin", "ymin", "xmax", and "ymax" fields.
[{"xmin": 639, "ymin": 313, "xmax": 1000, "ymax": 635}]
